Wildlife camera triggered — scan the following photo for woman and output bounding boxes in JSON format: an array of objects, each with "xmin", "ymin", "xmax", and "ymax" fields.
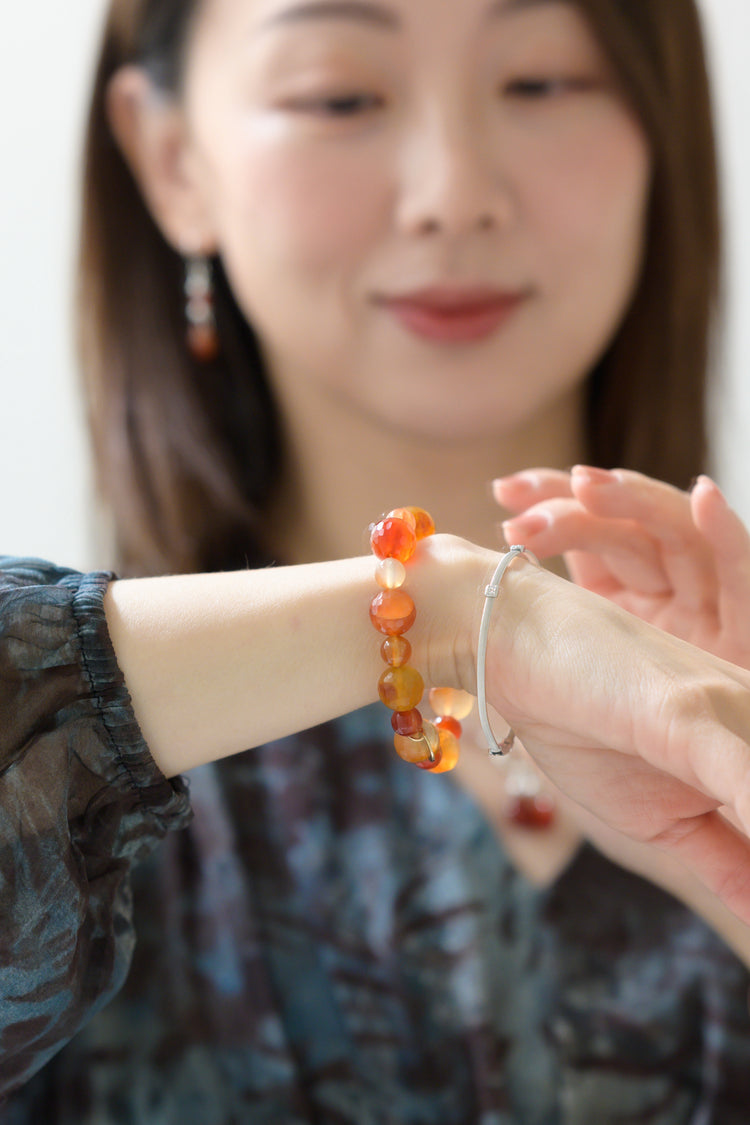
[{"xmin": 3, "ymin": 0, "xmax": 750, "ymax": 1120}]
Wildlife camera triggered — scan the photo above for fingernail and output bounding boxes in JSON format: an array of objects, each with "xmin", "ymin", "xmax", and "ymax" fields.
[
  {"xmin": 493, "ymin": 471, "xmax": 543, "ymax": 492},
  {"xmin": 572, "ymin": 465, "xmax": 618, "ymax": 486},
  {"xmin": 503, "ymin": 511, "xmax": 551, "ymax": 537},
  {"xmin": 693, "ymin": 474, "xmax": 727, "ymax": 503}
]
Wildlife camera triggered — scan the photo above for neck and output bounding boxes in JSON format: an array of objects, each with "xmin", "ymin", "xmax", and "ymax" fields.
[{"xmin": 265, "ymin": 379, "xmax": 585, "ymax": 563}]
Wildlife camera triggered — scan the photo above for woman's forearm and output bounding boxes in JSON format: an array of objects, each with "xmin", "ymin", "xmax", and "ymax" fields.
[{"xmin": 103, "ymin": 537, "xmax": 495, "ymax": 778}]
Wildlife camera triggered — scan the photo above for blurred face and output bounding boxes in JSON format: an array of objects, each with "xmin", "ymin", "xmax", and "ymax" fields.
[{"xmin": 177, "ymin": 0, "xmax": 651, "ymax": 441}]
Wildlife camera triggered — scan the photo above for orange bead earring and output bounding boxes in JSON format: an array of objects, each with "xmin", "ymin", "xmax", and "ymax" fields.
[{"xmin": 185, "ymin": 255, "xmax": 220, "ymax": 362}]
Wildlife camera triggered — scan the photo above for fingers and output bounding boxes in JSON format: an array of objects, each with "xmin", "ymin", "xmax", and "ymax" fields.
[
  {"xmin": 650, "ymin": 811, "xmax": 750, "ymax": 928},
  {"xmin": 568, "ymin": 467, "xmax": 717, "ymax": 613},
  {"xmin": 499, "ymin": 466, "xmax": 717, "ymax": 613},
  {"xmin": 690, "ymin": 477, "xmax": 750, "ymax": 632},
  {"xmin": 501, "ymin": 496, "xmax": 671, "ymax": 595},
  {"xmin": 569, "ymin": 467, "xmax": 689, "ymax": 542},
  {"xmin": 492, "ymin": 469, "xmax": 573, "ymax": 515},
  {"xmin": 563, "ymin": 551, "xmax": 624, "ymax": 599},
  {"xmin": 495, "ymin": 467, "xmax": 680, "ymax": 594},
  {"xmin": 521, "ymin": 714, "xmax": 750, "ymax": 918},
  {"xmin": 494, "ymin": 466, "xmax": 750, "ymax": 659}
]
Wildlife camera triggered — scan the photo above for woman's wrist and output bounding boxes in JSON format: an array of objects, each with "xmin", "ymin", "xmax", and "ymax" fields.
[
  {"xmin": 403, "ymin": 534, "xmax": 503, "ymax": 696},
  {"xmin": 103, "ymin": 534, "xmax": 545, "ymax": 778}
]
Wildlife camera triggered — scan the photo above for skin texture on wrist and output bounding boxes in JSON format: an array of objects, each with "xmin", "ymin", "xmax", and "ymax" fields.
[{"xmin": 400, "ymin": 534, "xmax": 499, "ymax": 695}]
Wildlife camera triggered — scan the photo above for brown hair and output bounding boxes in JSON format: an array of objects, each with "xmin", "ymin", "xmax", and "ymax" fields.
[
  {"xmin": 574, "ymin": 0, "xmax": 720, "ymax": 487},
  {"xmin": 78, "ymin": 0, "xmax": 720, "ymax": 576}
]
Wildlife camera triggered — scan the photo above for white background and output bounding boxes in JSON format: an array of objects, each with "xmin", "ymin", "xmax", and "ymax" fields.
[{"xmin": 1, "ymin": 1, "xmax": 749, "ymax": 570}]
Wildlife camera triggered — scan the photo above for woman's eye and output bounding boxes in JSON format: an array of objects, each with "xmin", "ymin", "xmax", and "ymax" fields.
[
  {"xmin": 287, "ymin": 93, "xmax": 384, "ymax": 117},
  {"xmin": 503, "ymin": 77, "xmax": 591, "ymax": 99}
]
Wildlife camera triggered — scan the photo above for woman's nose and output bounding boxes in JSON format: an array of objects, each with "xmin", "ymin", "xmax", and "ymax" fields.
[{"xmin": 395, "ymin": 107, "xmax": 515, "ymax": 238}]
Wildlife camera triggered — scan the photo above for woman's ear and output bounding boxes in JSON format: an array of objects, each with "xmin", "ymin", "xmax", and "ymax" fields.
[{"xmin": 106, "ymin": 65, "xmax": 217, "ymax": 255}]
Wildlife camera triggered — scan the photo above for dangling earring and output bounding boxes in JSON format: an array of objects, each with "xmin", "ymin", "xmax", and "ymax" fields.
[
  {"xmin": 184, "ymin": 255, "xmax": 220, "ymax": 362},
  {"xmin": 502, "ymin": 753, "xmax": 556, "ymax": 829}
]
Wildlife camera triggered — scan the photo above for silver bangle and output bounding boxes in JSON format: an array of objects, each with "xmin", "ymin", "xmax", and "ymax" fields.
[{"xmin": 477, "ymin": 545, "xmax": 538, "ymax": 757}]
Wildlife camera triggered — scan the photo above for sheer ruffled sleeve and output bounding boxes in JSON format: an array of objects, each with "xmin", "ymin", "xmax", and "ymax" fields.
[{"xmin": 0, "ymin": 559, "xmax": 192, "ymax": 1094}]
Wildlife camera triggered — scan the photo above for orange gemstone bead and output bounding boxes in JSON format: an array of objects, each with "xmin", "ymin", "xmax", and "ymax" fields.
[
  {"xmin": 375, "ymin": 558, "xmax": 407, "ymax": 590},
  {"xmin": 391, "ymin": 707, "xmax": 423, "ymax": 736},
  {"xmin": 370, "ymin": 517, "xmax": 417, "ymax": 563},
  {"xmin": 381, "ymin": 635, "xmax": 412, "ymax": 667},
  {"xmin": 427, "ymin": 728, "xmax": 460, "ymax": 773},
  {"xmin": 393, "ymin": 733, "xmax": 431, "ymax": 765},
  {"xmin": 393, "ymin": 721, "xmax": 439, "ymax": 764},
  {"xmin": 434, "ymin": 715, "xmax": 462, "ymax": 740},
  {"xmin": 378, "ymin": 665, "xmax": 424, "ymax": 711},
  {"xmin": 406, "ymin": 507, "xmax": 436, "ymax": 540},
  {"xmin": 369, "ymin": 589, "xmax": 416, "ymax": 635},
  {"xmin": 387, "ymin": 507, "xmax": 417, "ymax": 531},
  {"xmin": 428, "ymin": 687, "xmax": 475, "ymax": 720}
]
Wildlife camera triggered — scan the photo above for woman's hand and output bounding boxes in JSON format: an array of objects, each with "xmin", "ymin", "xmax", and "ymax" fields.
[
  {"xmin": 477, "ymin": 553, "xmax": 750, "ymax": 926},
  {"xmin": 493, "ymin": 467, "xmax": 750, "ymax": 667},
  {"xmin": 488, "ymin": 467, "xmax": 750, "ymax": 925}
]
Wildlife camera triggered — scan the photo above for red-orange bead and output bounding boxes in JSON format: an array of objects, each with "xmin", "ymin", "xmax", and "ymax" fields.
[
  {"xmin": 370, "ymin": 589, "xmax": 416, "ymax": 636},
  {"xmin": 434, "ymin": 715, "xmax": 462, "ymax": 739},
  {"xmin": 391, "ymin": 708, "xmax": 423, "ymax": 736},
  {"xmin": 187, "ymin": 323, "xmax": 220, "ymax": 362},
  {"xmin": 427, "ymin": 728, "xmax": 460, "ymax": 773},
  {"xmin": 378, "ymin": 665, "xmax": 424, "ymax": 711},
  {"xmin": 416, "ymin": 747, "xmax": 444, "ymax": 770},
  {"xmin": 506, "ymin": 793, "xmax": 556, "ymax": 829},
  {"xmin": 381, "ymin": 635, "xmax": 412, "ymax": 667},
  {"xmin": 370, "ymin": 517, "xmax": 417, "ymax": 563},
  {"xmin": 387, "ymin": 507, "xmax": 417, "ymax": 530},
  {"xmin": 406, "ymin": 507, "xmax": 436, "ymax": 540}
]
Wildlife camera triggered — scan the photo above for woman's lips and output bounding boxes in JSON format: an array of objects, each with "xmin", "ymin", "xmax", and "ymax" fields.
[{"xmin": 378, "ymin": 288, "xmax": 528, "ymax": 343}]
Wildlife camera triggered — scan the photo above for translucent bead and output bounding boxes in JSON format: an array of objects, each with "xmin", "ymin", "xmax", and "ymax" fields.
[
  {"xmin": 370, "ymin": 589, "xmax": 416, "ymax": 636},
  {"xmin": 393, "ymin": 733, "xmax": 430, "ymax": 765},
  {"xmin": 393, "ymin": 720, "xmax": 439, "ymax": 764},
  {"xmin": 387, "ymin": 507, "xmax": 417, "ymax": 532},
  {"xmin": 428, "ymin": 728, "xmax": 460, "ymax": 773},
  {"xmin": 416, "ymin": 720, "xmax": 442, "ymax": 768},
  {"xmin": 391, "ymin": 707, "xmax": 423, "ymax": 736},
  {"xmin": 381, "ymin": 635, "xmax": 412, "ymax": 667},
  {"xmin": 378, "ymin": 665, "xmax": 424, "ymax": 711},
  {"xmin": 375, "ymin": 557, "xmax": 406, "ymax": 590},
  {"xmin": 370, "ymin": 517, "xmax": 417, "ymax": 563},
  {"xmin": 429, "ymin": 687, "xmax": 474, "ymax": 720},
  {"xmin": 434, "ymin": 715, "xmax": 462, "ymax": 739},
  {"xmin": 406, "ymin": 507, "xmax": 436, "ymax": 540}
]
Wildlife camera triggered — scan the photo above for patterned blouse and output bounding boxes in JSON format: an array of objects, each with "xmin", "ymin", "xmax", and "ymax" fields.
[{"xmin": 1, "ymin": 557, "xmax": 750, "ymax": 1124}]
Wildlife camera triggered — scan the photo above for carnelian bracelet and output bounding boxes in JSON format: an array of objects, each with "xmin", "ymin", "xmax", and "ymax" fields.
[{"xmin": 368, "ymin": 507, "xmax": 474, "ymax": 773}]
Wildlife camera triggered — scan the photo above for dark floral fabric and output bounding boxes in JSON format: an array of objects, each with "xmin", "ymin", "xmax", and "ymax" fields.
[{"xmin": 1, "ymin": 558, "xmax": 750, "ymax": 1123}]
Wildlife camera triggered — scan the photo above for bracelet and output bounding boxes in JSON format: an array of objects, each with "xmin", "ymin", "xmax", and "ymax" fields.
[
  {"xmin": 368, "ymin": 508, "xmax": 474, "ymax": 774},
  {"xmin": 477, "ymin": 545, "xmax": 538, "ymax": 756}
]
